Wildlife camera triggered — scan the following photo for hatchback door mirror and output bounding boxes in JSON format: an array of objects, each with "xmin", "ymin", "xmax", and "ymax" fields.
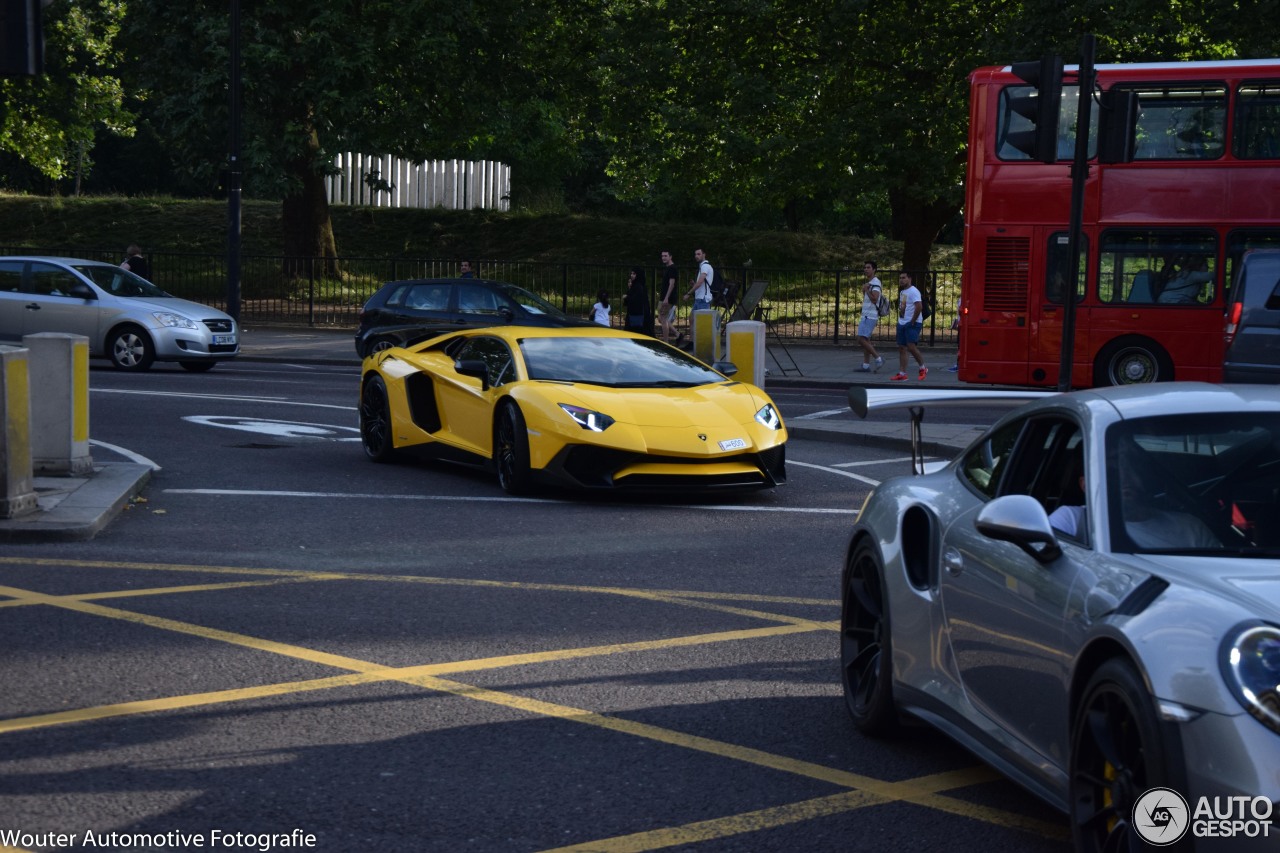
[{"xmin": 68, "ymin": 282, "xmax": 96, "ymax": 300}]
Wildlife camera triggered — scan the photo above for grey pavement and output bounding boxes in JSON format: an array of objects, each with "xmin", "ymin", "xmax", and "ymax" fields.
[{"xmin": 0, "ymin": 324, "xmax": 975, "ymax": 541}]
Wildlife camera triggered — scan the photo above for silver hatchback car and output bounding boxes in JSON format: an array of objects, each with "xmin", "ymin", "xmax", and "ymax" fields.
[{"xmin": 0, "ymin": 256, "xmax": 238, "ymax": 371}]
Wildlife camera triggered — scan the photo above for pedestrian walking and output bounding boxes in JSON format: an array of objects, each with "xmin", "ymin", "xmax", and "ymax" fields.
[
  {"xmin": 856, "ymin": 261, "xmax": 885, "ymax": 372},
  {"xmin": 656, "ymin": 250, "xmax": 678, "ymax": 342},
  {"xmin": 890, "ymin": 271, "xmax": 928, "ymax": 382},
  {"xmin": 623, "ymin": 267, "xmax": 651, "ymax": 333}
]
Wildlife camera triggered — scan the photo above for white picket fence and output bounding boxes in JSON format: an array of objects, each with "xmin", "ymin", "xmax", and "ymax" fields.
[{"xmin": 327, "ymin": 153, "xmax": 510, "ymax": 211}]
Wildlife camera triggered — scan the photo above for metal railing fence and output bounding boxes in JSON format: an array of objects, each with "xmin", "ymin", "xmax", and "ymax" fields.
[{"xmin": 1, "ymin": 247, "xmax": 962, "ymax": 346}]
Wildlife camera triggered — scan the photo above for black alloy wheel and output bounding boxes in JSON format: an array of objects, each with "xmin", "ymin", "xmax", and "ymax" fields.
[
  {"xmin": 1070, "ymin": 658, "xmax": 1172, "ymax": 852},
  {"xmin": 494, "ymin": 402, "xmax": 533, "ymax": 495},
  {"xmin": 840, "ymin": 538, "xmax": 899, "ymax": 735},
  {"xmin": 359, "ymin": 375, "xmax": 396, "ymax": 462}
]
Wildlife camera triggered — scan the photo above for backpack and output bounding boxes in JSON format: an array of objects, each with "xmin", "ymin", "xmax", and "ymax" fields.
[
  {"xmin": 920, "ymin": 294, "xmax": 933, "ymax": 321},
  {"xmin": 875, "ymin": 289, "xmax": 891, "ymax": 317}
]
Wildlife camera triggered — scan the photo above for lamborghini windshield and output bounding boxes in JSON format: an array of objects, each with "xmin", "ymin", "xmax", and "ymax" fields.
[{"xmin": 520, "ymin": 337, "xmax": 726, "ymax": 387}]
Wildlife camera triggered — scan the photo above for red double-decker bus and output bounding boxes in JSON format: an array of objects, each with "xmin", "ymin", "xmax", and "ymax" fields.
[{"xmin": 959, "ymin": 59, "xmax": 1280, "ymax": 387}]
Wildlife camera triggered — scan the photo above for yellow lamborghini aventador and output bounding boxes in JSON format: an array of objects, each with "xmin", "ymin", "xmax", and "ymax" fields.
[{"xmin": 358, "ymin": 326, "xmax": 787, "ymax": 494}]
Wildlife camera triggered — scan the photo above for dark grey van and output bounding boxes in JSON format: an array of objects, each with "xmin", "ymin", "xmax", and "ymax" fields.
[{"xmin": 1224, "ymin": 249, "xmax": 1280, "ymax": 383}]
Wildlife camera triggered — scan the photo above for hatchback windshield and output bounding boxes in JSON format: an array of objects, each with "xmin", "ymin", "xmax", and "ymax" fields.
[
  {"xmin": 72, "ymin": 264, "xmax": 174, "ymax": 298},
  {"xmin": 501, "ymin": 285, "xmax": 567, "ymax": 318},
  {"xmin": 1105, "ymin": 413, "xmax": 1280, "ymax": 555},
  {"xmin": 520, "ymin": 337, "xmax": 724, "ymax": 387}
]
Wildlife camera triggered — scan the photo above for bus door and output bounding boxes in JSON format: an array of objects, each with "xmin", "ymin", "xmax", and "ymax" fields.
[{"xmin": 1031, "ymin": 232, "xmax": 1089, "ymax": 387}]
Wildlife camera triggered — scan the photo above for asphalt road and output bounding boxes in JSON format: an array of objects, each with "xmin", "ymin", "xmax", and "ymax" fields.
[{"xmin": 0, "ymin": 361, "xmax": 1070, "ymax": 852}]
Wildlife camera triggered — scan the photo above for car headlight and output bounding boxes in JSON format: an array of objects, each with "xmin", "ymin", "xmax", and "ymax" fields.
[
  {"xmin": 153, "ymin": 312, "xmax": 199, "ymax": 330},
  {"xmin": 558, "ymin": 403, "xmax": 615, "ymax": 432},
  {"xmin": 1220, "ymin": 622, "xmax": 1280, "ymax": 734},
  {"xmin": 755, "ymin": 403, "xmax": 782, "ymax": 430}
]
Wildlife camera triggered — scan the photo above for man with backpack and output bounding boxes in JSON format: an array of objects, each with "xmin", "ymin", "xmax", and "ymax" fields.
[
  {"xmin": 856, "ymin": 261, "xmax": 886, "ymax": 372},
  {"xmin": 683, "ymin": 248, "xmax": 714, "ymax": 311}
]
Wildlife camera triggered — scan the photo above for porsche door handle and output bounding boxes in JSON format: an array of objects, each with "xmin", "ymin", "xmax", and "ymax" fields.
[{"xmin": 943, "ymin": 547, "xmax": 963, "ymax": 577}]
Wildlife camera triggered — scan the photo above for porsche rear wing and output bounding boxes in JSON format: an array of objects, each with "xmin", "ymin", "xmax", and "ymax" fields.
[{"xmin": 847, "ymin": 387, "xmax": 1056, "ymax": 475}]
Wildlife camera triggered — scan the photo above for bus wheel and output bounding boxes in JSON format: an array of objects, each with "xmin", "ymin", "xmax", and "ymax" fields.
[{"xmin": 1093, "ymin": 337, "xmax": 1173, "ymax": 386}]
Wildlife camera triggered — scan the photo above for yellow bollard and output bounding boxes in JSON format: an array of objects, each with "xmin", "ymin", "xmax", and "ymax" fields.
[
  {"xmin": 24, "ymin": 333, "xmax": 94, "ymax": 475},
  {"xmin": 692, "ymin": 309, "xmax": 720, "ymax": 365},
  {"xmin": 726, "ymin": 320, "xmax": 767, "ymax": 386},
  {"xmin": 0, "ymin": 345, "xmax": 38, "ymax": 518}
]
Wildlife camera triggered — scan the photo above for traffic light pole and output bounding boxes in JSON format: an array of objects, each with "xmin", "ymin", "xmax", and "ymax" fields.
[
  {"xmin": 1058, "ymin": 34, "xmax": 1095, "ymax": 392},
  {"xmin": 226, "ymin": 0, "xmax": 242, "ymax": 323}
]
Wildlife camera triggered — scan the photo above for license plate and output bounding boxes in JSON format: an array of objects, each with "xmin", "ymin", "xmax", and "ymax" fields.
[
  {"xmin": 718, "ymin": 438, "xmax": 747, "ymax": 451},
  {"xmin": 213, "ymin": 334, "xmax": 237, "ymax": 345}
]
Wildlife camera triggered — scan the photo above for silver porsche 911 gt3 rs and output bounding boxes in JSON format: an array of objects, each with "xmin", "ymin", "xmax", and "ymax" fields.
[{"xmin": 841, "ymin": 383, "xmax": 1280, "ymax": 852}]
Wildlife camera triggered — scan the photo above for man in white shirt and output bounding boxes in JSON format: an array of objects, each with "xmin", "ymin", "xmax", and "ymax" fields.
[
  {"xmin": 856, "ymin": 261, "xmax": 885, "ymax": 372},
  {"xmin": 683, "ymin": 248, "xmax": 714, "ymax": 311},
  {"xmin": 890, "ymin": 272, "xmax": 927, "ymax": 381}
]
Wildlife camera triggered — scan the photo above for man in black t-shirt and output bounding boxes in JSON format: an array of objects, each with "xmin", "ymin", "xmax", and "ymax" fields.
[{"xmin": 657, "ymin": 250, "xmax": 678, "ymax": 342}]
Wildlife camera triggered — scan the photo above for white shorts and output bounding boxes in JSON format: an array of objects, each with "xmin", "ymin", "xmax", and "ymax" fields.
[{"xmin": 857, "ymin": 316, "xmax": 879, "ymax": 338}]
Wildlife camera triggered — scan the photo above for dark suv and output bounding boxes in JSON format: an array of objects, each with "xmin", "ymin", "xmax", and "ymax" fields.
[
  {"xmin": 1225, "ymin": 250, "xmax": 1280, "ymax": 383},
  {"xmin": 354, "ymin": 278, "xmax": 591, "ymax": 357}
]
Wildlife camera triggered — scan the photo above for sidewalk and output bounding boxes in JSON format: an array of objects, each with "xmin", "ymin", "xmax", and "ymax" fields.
[{"xmin": 0, "ymin": 325, "xmax": 973, "ymax": 541}]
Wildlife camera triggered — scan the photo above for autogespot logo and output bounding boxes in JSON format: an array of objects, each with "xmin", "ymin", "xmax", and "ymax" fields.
[{"xmin": 1133, "ymin": 787, "xmax": 1191, "ymax": 846}]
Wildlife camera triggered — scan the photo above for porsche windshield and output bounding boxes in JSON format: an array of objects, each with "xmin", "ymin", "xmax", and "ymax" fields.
[
  {"xmin": 1105, "ymin": 413, "xmax": 1280, "ymax": 555},
  {"xmin": 520, "ymin": 337, "xmax": 725, "ymax": 387}
]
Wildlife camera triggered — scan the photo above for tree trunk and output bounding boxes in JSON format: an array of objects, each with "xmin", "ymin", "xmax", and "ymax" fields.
[
  {"xmin": 282, "ymin": 125, "xmax": 339, "ymax": 279},
  {"xmin": 888, "ymin": 186, "xmax": 959, "ymax": 280}
]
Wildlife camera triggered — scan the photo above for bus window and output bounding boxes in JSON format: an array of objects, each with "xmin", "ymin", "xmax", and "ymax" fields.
[
  {"xmin": 1046, "ymin": 233, "xmax": 1086, "ymax": 304},
  {"xmin": 1099, "ymin": 230, "xmax": 1217, "ymax": 305},
  {"xmin": 1233, "ymin": 83, "xmax": 1280, "ymax": 159},
  {"xmin": 997, "ymin": 84, "xmax": 1091, "ymax": 161},
  {"xmin": 1122, "ymin": 85, "xmax": 1227, "ymax": 160},
  {"xmin": 1225, "ymin": 229, "xmax": 1280, "ymax": 296}
]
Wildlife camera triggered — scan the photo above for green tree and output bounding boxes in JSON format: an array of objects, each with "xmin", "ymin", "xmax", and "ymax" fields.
[
  {"xmin": 0, "ymin": 1, "xmax": 132, "ymax": 191},
  {"xmin": 123, "ymin": 0, "xmax": 601, "ymax": 266}
]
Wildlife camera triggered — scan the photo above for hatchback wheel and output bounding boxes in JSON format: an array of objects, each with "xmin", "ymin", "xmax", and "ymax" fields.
[{"xmin": 107, "ymin": 325, "xmax": 155, "ymax": 371}]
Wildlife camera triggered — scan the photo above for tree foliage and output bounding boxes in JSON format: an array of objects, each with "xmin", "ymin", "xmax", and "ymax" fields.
[
  {"xmin": 5, "ymin": 0, "xmax": 1279, "ymax": 268},
  {"xmin": 0, "ymin": 1, "xmax": 132, "ymax": 187}
]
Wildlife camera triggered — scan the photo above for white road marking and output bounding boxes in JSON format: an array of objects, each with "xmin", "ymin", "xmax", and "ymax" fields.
[
  {"xmin": 788, "ymin": 459, "xmax": 880, "ymax": 486},
  {"xmin": 163, "ymin": 488, "xmax": 859, "ymax": 514},
  {"xmin": 183, "ymin": 416, "xmax": 360, "ymax": 441},
  {"xmin": 789, "ymin": 408, "xmax": 848, "ymax": 421},
  {"xmin": 93, "ymin": 388, "xmax": 354, "ymax": 412},
  {"xmin": 88, "ymin": 439, "xmax": 163, "ymax": 470},
  {"xmin": 833, "ymin": 456, "xmax": 918, "ymax": 468}
]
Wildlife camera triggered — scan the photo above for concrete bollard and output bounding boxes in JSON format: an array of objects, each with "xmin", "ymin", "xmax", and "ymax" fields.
[
  {"xmin": 691, "ymin": 309, "xmax": 720, "ymax": 365},
  {"xmin": 23, "ymin": 333, "xmax": 94, "ymax": 475},
  {"xmin": 726, "ymin": 320, "xmax": 767, "ymax": 387},
  {"xmin": 0, "ymin": 345, "xmax": 38, "ymax": 518}
]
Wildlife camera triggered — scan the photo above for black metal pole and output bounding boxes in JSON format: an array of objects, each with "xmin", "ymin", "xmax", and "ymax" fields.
[
  {"xmin": 1059, "ymin": 34, "xmax": 1095, "ymax": 391},
  {"xmin": 226, "ymin": 0, "xmax": 242, "ymax": 322}
]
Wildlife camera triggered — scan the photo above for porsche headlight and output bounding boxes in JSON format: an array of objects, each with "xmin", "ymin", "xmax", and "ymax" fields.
[
  {"xmin": 153, "ymin": 312, "xmax": 199, "ymax": 330},
  {"xmin": 1221, "ymin": 622, "xmax": 1280, "ymax": 734},
  {"xmin": 558, "ymin": 403, "xmax": 615, "ymax": 432},
  {"xmin": 755, "ymin": 403, "xmax": 782, "ymax": 430}
]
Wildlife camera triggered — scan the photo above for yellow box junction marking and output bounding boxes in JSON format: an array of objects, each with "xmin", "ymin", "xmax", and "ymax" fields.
[{"xmin": 0, "ymin": 556, "xmax": 1068, "ymax": 846}]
